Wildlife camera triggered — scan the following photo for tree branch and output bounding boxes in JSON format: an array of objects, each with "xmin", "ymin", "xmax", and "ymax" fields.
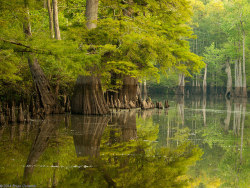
[{"xmin": 0, "ymin": 38, "xmax": 53, "ymax": 55}]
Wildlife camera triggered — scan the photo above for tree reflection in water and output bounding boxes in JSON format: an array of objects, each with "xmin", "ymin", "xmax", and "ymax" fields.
[
  {"xmin": 60, "ymin": 110, "xmax": 203, "ymax": 188},
  {"xmin": 2, "ymin": 96, "xmax": 248, "ymax": 187}
]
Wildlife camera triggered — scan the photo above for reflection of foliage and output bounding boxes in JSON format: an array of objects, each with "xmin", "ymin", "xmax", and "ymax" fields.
[
  {"xmin": 57, "ymin": 117, "xmax": 202, "ymax": 188},
  {"xmin": 0, "ymin": 110, "xmax": 204, "ymax": 187}
]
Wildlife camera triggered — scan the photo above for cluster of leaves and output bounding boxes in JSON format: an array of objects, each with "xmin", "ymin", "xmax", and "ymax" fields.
[{"xmin": 0, "ymin": 0, "xmax": 204, "ymax": 99}]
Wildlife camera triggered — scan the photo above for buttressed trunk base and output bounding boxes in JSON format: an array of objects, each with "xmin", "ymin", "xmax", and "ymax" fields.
[{"xmin": 71, "ymin": 76, "xmax": 110, "ymax": 115}]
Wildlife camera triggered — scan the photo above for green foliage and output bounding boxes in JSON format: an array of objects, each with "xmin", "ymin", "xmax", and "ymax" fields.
[{"xmin": 0, "ymin": 0, "xmax": 204, "ymax": 99}]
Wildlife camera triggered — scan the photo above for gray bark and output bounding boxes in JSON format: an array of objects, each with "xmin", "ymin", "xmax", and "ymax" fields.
[
  {"xmin": 242, "ymin": 29, "xmax": 247, "ymax": 97},
  {"xmin": 225, "ymin": 61, "xmax": 233, "ymax": 98},
  {"xmin": 52, "ymin": 0, "xmax": 61, "ymax": 40},
  {"xmin": 85, "ymin": 0, "xmax": 99, "ymax": 29},
  {"xmin": 47, "ymin": 0, "xmax": 54, "ymax": 38},
  {"xmin": 203, "ymin": 64, "xmax": 207, "ymax": 95},
  {"xmin": 143, "ymin": 79, "xmax": 147, "ymax": 99},
  {"xmin": 176, "ymin": 74, "xmax": 185, "ymax": 95}
]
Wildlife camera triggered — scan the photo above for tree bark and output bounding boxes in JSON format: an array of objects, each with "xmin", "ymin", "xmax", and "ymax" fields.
[
  {"xmin": 47, "ymin": 0, "xmax": 54, "ymax": 38},
  {"xmin": 203, "ymin": 64, "xmax": 207, "ymax": 96},
  {"xmin": 85, "ymin": 0, "xmax": 99, "ymax": 29},
  {"xmin": 23, "ymin": 0, "xmax": 59, "ymax": 114},
  {"xmin": 23, "ymin": 0, "xmax": 32, "ymax": 36},
  {"xmin": 52, "ymin": 0, "xmax": 61, "ymax": 40},
  {"xmin": 242, "ymin": 29, "xmax": 247, "ymax": 97},
  {"xmin": 225, "ymin": 60, "xmax": 233, "ymax": 98},
  {"xmin": 28, "ymin": 58, "xmax": 58, "ymax": 114},
  {"xmin": 234, "ymin": 59, "xmax": 242, "ymax": 97},
  {"xmin": 177, "ymin": 74, "xmax": 185, "ymax": 95},
  {"xmin": 71, "ymin": 76, "xmax": 109, "ymax": 115},
  {"xmin": 143, "ymin": 79, "xmax": 147, "ymax": 99}
]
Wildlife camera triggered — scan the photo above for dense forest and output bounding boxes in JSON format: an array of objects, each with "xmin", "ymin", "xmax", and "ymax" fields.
[
  {"xmin": 149, "ymin": 0, "xmax": 250, "ymax": 98},
  {"xmin": 0, "ymin": 0, "xmax": 249, "ymax": 117}
]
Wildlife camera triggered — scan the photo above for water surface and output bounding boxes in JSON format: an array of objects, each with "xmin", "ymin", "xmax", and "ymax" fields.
[{"xmin": 0, "ymin": 96, "xmax": 249, "ymax": 187}]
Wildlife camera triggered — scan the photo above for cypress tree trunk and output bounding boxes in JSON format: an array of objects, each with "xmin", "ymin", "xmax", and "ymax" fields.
[
  {"xmin": 52, "ymin": 0, "xmax": 61, "ymax": 40},
  {"xmin": 72, "ymin": 0, "xmax": 110, "ymax": 115},
  {"xmin": 225, "ymin": 61, "xmax": 233, "ymax": 98},
  {"xmin": 242, "ymin": 30, "xmax": 247, "ymax": 97},
  {"xmin": 203, "ymin": 64, "xmax": 207, "ymax": 96},
  {"xmin": 118, "ymin": 76, "xmax": 138, "ymax": 108},
  {"xmin": 177, "ymin": 74, "xmax": 185, "ymax": 95},
  {"xmin": 71, "ymin": 76, "xmax": 109, "ymax": 115},
  {"xmin": 143, "ymin": 79, "xmax": 147, "ymax": 99},
  {"xmin": 28, "ymin": 58, "xmax": 58, "ymax": 114},
  {"xmin": 23, "ymin": 0, "xmax": 59, "ymax": 114},
  {"xmin": 47, "ymin": 0, "xmax": 54, "ymax": 38},
  {"xmin": 234, "ymin": 59, "xmax": 242, "ymax": 97},
  {"xmin": 85, "ymin": 0, "xmax": 99, "ymax": 29}
]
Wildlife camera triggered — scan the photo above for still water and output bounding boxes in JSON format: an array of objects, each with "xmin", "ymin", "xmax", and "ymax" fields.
[{"xmin": 0, "ymin": 96, "xmax": 249, "ymax": 187}]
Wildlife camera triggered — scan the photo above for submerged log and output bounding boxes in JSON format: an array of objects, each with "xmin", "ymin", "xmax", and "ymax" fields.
[{"xmin": 71, "ymin": 76, "xmax": 109, "ymax": 115}]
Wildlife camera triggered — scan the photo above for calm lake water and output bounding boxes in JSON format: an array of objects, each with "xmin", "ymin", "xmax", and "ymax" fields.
[{"xmin": 0, "ymin": 96, "xmax": 249, "ymax": 187}]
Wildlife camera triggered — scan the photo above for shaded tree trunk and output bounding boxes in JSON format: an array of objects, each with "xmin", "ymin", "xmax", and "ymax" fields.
[
  {"xmin": 28, "ymin": 58, "xmax": 58, "ymax": 114},
  {"xmin": 143, "ymin": 79, "xmax": 147, "ymax": 99},
  {"xmin": 52, "ymin": 0, "xmax": 61, "ymax": 40},
  {"xmin": 203, "ymin": 64, "xmax": 207, "ymax": 96},
  {"xmin": 71, "ymin": 76, "xmax": 109, "ymax": 115},
  {"xmin": 23, "ymin": 0, "xmax": 59, "ymax": 114},
  {"xmin": 72, "ymin": 0, "xmax": 110, "ymax": 115},
  {"xmin": 47, "ymin": 0, "xmax": 54, "ymax": 38},
  {"xmin": 234, "ymin": 58, "xmax": 242, "ymax": 97},
  {"xmin": 242, "ymin": 29, "xmax": 247, "ymax": 97},
  {"xmin": 177, "ymin": 74, "xmax": 185, "ymax": 95},
  {"xmin": 225, "ymin": 60, "xmax": 233, "ymax": 98}
]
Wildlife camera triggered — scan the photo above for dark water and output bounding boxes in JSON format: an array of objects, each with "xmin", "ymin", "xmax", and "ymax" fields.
[{"xmin": 0, "ymin": 96, "xmax": 249, "ymax": 187}]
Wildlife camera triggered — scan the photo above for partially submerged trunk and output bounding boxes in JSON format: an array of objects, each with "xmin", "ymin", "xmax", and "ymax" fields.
[
  {"xmin": 71, "ymin": 76, "xmax": 109, "ymax": 115},
  {"xmin": 225, "ymin": 61, "xmax": 233, "ymax": 98},
  {"xmin": 23, "ymin": 0, "xmax": 59, "ymax": 114},
  {"xmin": 28, "ymin": 57, "xmax": 59, "ymax": 114},
  {"xmin": 143, "ymin": 79, "xmax": 147, "ymax": 99},
  {"xmin": 203, "ymin": 64, "xmax": 207, "ymax": 96},
  {"xmin": 177, "ymin": 74, "xmax": 185, "ymax": 95},
  {"xmin": 234, "ymin": 59, "xmax": 242, "ymax": 97},
  {"xmin": 242, "ymin": 29, "xmax": 247, "ymax": 97}
]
